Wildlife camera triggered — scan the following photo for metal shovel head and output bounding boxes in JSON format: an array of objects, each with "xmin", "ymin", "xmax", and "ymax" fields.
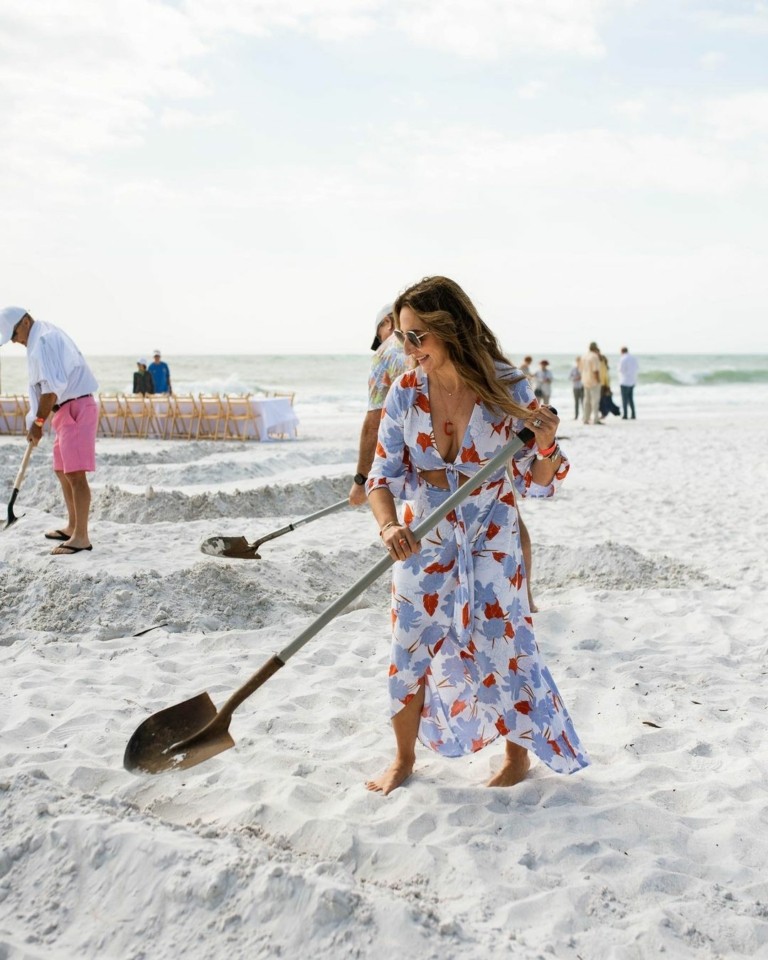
[
  {"xmin": 4, "ymin": 490, "xmax": 22, "ymax": 530},
  {"xmin": 200, "ymin": 535, "xmax": 260, "ymax": 559},
  {"xmin": 123, "ymin": 691, "xmax": 235, "ymax": 774}
]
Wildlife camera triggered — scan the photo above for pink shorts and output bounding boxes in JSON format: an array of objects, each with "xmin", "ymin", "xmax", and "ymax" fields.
[{"xmin": 51, "ymin": 396, "xmax": 98, "ymax": 474}]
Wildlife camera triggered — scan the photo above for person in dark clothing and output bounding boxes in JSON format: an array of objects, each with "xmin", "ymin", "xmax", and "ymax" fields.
[{"xmin": 133, "ymin": 359, "xmax": 154, "ymax": 395}]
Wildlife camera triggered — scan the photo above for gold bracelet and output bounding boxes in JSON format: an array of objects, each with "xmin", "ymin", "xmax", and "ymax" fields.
[{"xmin": 379, "ymin": 520, "xmax": 401, "ymax": 538}]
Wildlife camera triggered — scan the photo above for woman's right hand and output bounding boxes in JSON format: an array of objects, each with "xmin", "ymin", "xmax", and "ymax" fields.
[{"xmin": 381, "ymin": 523, "xmax": 419, "ymax": 561}]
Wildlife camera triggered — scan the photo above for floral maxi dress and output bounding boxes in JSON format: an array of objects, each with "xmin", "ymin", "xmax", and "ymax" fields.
[{"xmin": 367, "ymin": 366, "xmax": 589, "ymax": 775}]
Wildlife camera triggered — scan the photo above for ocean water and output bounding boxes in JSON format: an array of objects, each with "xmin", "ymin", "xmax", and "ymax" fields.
[{"xmin": 1, "ymin": 352, "xmax": 766, "ymax": 421}]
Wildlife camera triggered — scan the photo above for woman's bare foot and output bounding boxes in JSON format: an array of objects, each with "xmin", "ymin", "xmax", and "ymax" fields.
[
  {"xmin": 365, "ymin": 756, "xmax": 415, "ymax": 795},
  {"xmin": 486, "ymin": 742, "xmax": 530, "ymax": 787},
  {"xmin": 528, "ymin": 596, "xmax": 539, "ymax": 613}
]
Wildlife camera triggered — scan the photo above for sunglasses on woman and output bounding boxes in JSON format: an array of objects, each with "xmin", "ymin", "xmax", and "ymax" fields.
[{"xmin": 393, "ymin": 328, "xmax": 430, "ymax": 348}]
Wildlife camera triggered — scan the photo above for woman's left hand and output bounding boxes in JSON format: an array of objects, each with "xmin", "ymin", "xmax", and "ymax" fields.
[{"xmin": 525, "ymin": 404, "xmax": 559, "ymax": 450}]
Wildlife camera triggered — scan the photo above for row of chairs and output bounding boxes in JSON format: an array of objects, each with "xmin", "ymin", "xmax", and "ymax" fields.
[
  {"xmin": 98, "ymin": 392, "xmax": 296, "ymax": 440},
  {"xmin": 0, "ymin": 392, "xmax": 296, "ymax": 441}
]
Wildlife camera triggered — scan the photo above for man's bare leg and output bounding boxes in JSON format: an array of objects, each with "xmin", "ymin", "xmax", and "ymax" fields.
[
  {"xmin": 519, "ymin": 516, "xmax": 537, "ymax": 612},
  {"xmin": 51, "ymin": 471, "xmax": 92, "ymax": 551},
  {"xmin": 366, "ymin": 684, "xmax": 425, "ymax": 795},
  {"xmin": 486, "ymin": 739, "xmax": 530, "ymax": 787},
  {"xmin": 48, "ymin": 470, "xmax": 76, "ymax": 538}
]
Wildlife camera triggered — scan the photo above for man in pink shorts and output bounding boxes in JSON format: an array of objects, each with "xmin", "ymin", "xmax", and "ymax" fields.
[{"xmin": 0, "ymin": 307, "xmax": 99, "ymax": 555}]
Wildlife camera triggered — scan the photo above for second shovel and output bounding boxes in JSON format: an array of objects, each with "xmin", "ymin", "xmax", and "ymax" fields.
[{"xmin": 200, "ymin": 497, "xmax": 349, "ymax": 559}]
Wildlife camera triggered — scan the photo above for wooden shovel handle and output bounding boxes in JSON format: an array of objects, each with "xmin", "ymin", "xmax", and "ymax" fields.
[
  {"xmin": 216, "ymin": 654, "xmax": 286, "ymax": 722},
  {"xmin": 13, "ymin": 443, "xmax": 34, "ymax": 490}
]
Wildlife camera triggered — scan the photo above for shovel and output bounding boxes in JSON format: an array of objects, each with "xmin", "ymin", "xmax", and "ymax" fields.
[
  {"xmin": 125, "ymin": 424, "xmax": 538, "ymax": 774},
  {"xmin": 199, "ymin": 497, "xmax": 350, "ymax": 559},
  {"xmin": 4, "ymin": 443, "xmax": 34, "ymax": 530}
]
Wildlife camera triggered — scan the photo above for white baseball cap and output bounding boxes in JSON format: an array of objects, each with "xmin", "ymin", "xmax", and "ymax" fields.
[{"xmin": 0, "ymin": 306, "xmax": 28, "ymax": 346}]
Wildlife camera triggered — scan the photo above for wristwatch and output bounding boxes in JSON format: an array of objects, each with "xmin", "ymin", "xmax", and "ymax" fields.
[{"xmin": 353, "ymin": 473, "xmax": 367, "ymax": 486}]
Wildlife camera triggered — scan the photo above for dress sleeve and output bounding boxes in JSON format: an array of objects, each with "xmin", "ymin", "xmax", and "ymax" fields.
[
  {"xmin": 365, "ymin": 380, "xmax": 415, "ymax": 502},
  {"xmin": 507, "ymin": 374, "xmax": 570, "ymax": 499}
]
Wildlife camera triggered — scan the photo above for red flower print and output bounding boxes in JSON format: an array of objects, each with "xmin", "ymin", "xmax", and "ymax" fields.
[
  {"xmin": 486, "ymin": 522, "xmax": 501, "ymax": 541},
  {"xmin": 460, "ymin": 442, "xmax": 481, "ymax": 464},
  {"xmin": 414, "ymin": 392, "xmax": 430, "ymax": 413},
  {"xmin": 425, "ymin": 558, "xmax": 456, "ymax": 574},
  {"xmin": 495, "ymin": 716, "xmax": 510, "ymax": 736},
  {"xmin": 401, "ymin": 371, "xmax": 418, "ymax": 388},
  {"xmin": 389, "ymin": 663, "xmax": 398, "ymax": 676},
  {"xmin": 450, "ymin": 699, "xmax": 467, "ymax": 717},
  {"xmin": 508, "ymin": 657, "xmax": 519, "ymax": 673},
  {"xmin": 416, "ymin": 431, "xmax": 432, "ymax": 452},
  {"xmin": 514, "ymin": 700, "xmax": 532, "ymax": 715},
  {"xmin": 485, "ymin": 599, "xmax": 504, "ymax": 619},
  {"xmin": 462, "ymin": 603, "xmax": 470, "ymax": 628},
  {"xmin": 423, "ymin": 593, "xmax": 439, "ymax": 615},
  {"xmin": 482, "ymin": 674, "xmax": 496, "ymax": 688}
]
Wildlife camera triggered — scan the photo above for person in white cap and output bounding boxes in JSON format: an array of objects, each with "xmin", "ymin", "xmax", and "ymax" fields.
[
  {"xmin": 0, "ymin": 306, "xmax": 99, "ymax": 555},
  {"xmin": 133, "ymin": 358, "xmax": 154, "ymax": 395},
  {"xmin": 348, "ymin": 303, "xmax": 407, "ymax": 507},
  {"xmin": 148, "ymin": 350, "xmax": 172, "ymax": 394}
]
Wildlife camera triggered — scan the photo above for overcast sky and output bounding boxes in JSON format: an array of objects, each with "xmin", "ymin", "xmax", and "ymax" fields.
[{"xmin": 1, "ymin": 0, "xmax": 766, "ymax": 356}]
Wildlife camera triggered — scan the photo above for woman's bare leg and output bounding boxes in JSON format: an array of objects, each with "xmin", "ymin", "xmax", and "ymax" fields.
[
  {"xmin": 519, "ymin": 515, "xmax": 537, "ymax": 612},
  {"xmin": 486, "ymin": 739, "xmax": 531, "ymax": 787},
  {"xmin": 366, "ymin": 684, "xmax": 425, "ymax": 795}
]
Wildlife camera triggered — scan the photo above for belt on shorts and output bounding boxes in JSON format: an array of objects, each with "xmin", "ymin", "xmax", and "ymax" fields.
[{"xmin": 52, "ymin": 394, "xmax": 92, "ymax": 412}]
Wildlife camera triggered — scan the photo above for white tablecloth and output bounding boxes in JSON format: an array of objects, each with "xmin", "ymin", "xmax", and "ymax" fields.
[
  {"xmin": 0, "ymin": 394, "xmax": 299, "ymax": 441},
  {"xmin": 251, "ymin": 397, "xmax": 298, "ymax": 440}
]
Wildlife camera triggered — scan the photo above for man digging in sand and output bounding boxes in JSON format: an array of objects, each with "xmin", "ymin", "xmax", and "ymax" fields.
[{"xmin": 0, "ymin": 307, "xmax": 99, "ymax": 556}]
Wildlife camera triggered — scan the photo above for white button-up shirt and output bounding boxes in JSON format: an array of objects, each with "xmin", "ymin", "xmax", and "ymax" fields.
[{"xmin": 26, "ymin": 320, "xmax": 99, "ymax": 426}]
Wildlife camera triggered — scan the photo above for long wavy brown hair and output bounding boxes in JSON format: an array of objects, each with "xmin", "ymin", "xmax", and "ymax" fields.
[{"xmin": 393, "ymin": 276, "xmax": 530, "ymax": 420}]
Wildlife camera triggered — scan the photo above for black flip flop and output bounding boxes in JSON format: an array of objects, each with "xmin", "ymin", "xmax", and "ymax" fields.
[
  {"xmin": 44, "ymin": 530, "xmax": 71, "ymax": 541},
  {"xmin": 50, "ymin": 544, "xmax": 93, "ymax": 555}
]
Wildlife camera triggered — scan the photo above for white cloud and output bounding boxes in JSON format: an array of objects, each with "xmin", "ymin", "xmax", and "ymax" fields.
[
  {"xmin": 699, "ymin": 49, "xmax": 726, "ymax": 68},
  {"xmin": 392, "ymin": 0, "xmax": 612, "ymax": 59},
  {"xmin": 183, "ymin": 0, "xmax": 617, "ymax": 56},
  {"xmin": 517, "ymin": 80, "xmax": 547, "ymax": 100},
  {"xmin": 0, "ymin": 0, "xmax": 207, "ymax": 175},
  {"xmin": 701, "ymin": 90, "xmax": 768, "ymax": 140}
]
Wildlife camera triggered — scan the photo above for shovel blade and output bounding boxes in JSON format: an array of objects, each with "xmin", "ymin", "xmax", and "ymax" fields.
[
  {"xmin": 4, "ymin": 490, "xmax": 22, "ymax": 530},
  {"xmin": 123, "ymin": 692, "xmax": 235, "ymax": 774},
  {"xmin": 200, "ymin": 535, "xmax": 260, "ymax": 560}
]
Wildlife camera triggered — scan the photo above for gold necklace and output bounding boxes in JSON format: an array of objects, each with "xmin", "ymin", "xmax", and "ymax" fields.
[{"xmin": 432, "ymin": 376, "xmax": 467, "ymax": 437}]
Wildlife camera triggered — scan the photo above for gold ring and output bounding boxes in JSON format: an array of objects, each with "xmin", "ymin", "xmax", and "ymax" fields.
[{"xmin": 399, "ymin": 538, "xmax": 407, "ymax": 545}]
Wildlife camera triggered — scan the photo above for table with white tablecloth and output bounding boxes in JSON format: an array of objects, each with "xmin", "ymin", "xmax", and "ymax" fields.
[
  {"xmin": 0, "ymin": 394, "xmax": 299, "ymax": 441},
  {"xmin": 251, "ymin": 396, "xmax": 298, "ymax": 440}
]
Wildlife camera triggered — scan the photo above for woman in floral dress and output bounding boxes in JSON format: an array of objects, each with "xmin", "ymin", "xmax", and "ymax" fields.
[{"xmin": 366, "ymin": 277, "xmax": 589, "ymax": 794}]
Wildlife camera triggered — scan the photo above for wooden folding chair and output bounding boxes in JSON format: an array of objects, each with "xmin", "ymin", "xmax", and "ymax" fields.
[
  {"xmin": 168, "ymin": 394, "xmax": 199, "ymax": 439},
  {"xmin": 223, "ymin": 394, "xmax": 255, "ymax": 440},
  {"xmin": 122, "ymin": 395, "xmax": 148, "ymax": 438},
  {"xmin": 0, "ymin": 396, "xmax": 18, "ymax": 435},
  {"xmin": 98, "ymin": 394, "xmax": 123, "ymax": 438},
  {"xmin": 268, "ymin": 390, "xmax": 296, "ymax": 405},
  {"xmin": 197, "ymin": 394, "xmax": 225, "ymax": 439},
  {"xmin": 146, "ymin": 395, "xmax": 170, "ymax": 439}
]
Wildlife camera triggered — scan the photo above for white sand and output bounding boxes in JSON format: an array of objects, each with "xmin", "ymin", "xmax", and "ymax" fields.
[{"xmin": 1, "ymin": 403, "xmax": 767, "ymax": 959}]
